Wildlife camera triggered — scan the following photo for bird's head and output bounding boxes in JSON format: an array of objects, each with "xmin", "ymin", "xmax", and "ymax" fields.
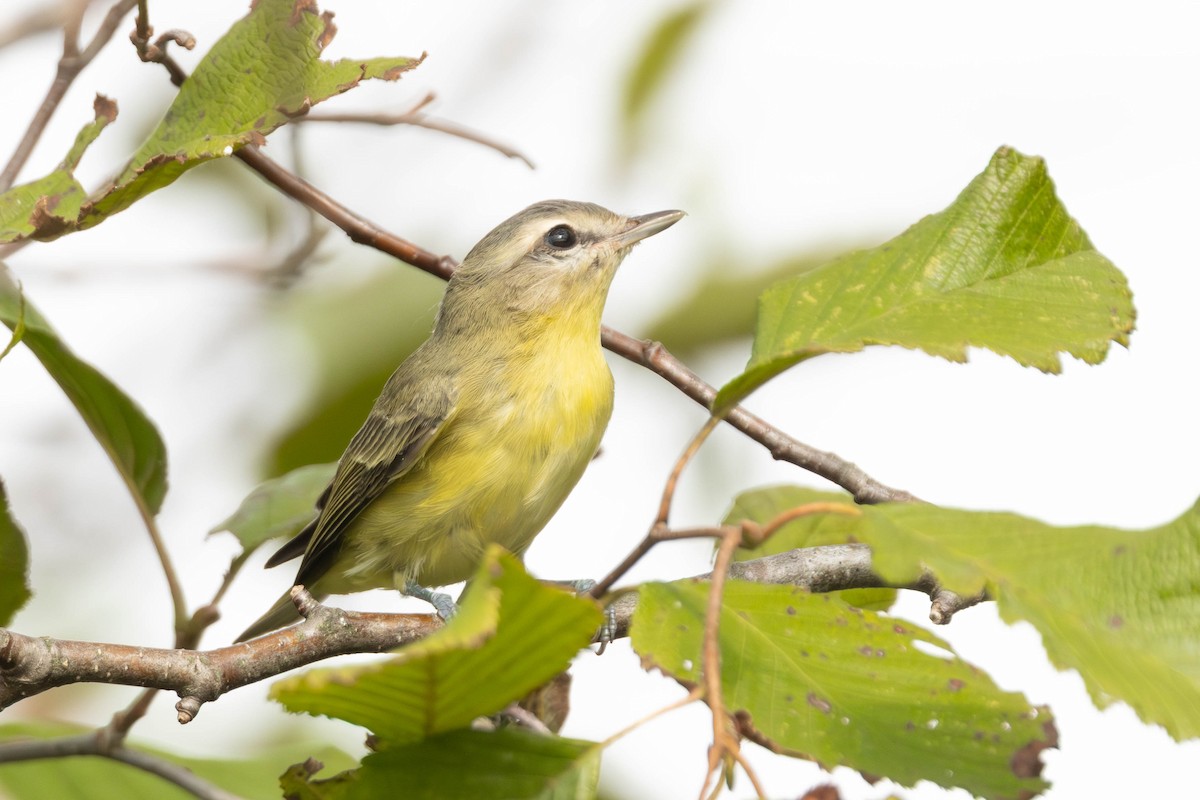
[{"xmin": 439, "ymin": 200, "xmax": 683, "ymax": 333}]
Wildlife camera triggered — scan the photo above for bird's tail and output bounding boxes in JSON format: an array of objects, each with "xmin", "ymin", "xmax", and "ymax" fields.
[{"xmin": 235, "ymin": 588, "xmax": 323, "ymax": 643}]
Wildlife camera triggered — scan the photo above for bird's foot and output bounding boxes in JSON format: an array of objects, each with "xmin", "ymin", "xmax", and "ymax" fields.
[
  {"xmin": 564, "ymin": 578, "xmax": 595, "ymax": 594},
  {"xmin": 403, "ymin": 581, "xmax": 458, "ymax": 620}
]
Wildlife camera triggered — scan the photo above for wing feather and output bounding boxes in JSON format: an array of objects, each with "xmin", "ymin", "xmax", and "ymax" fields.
[{"xmin": 267, "ymin": 376, "xmax": 456, "ymax": 589}]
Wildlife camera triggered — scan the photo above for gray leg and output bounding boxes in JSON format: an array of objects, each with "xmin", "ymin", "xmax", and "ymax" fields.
[{"xmin": 404, "ymin": 581, "xmax": 458, "ymax": 620}]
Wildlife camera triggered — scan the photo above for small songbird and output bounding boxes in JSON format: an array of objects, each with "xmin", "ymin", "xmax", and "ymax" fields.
[{"xmin": 237, "ymin": 200, "xmax": 683, "ymax": 641}]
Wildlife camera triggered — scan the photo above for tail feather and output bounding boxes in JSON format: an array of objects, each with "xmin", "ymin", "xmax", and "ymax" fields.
[{"xmin": 235, "ymin": 588, "xmax": 322, "ymax": 643}]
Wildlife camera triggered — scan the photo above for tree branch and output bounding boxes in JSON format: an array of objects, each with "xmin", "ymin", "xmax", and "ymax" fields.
[
  {"xmin": 302, "ymin": 92, "xmax": 535, "ymax": 169},
  {"xmin": 0, "ymin": 731, "xmax": 243, "ymax": 800},
  {"xmin": 232, "ymin": 146, "xmax": 915, "ymax": 504},
  {"xmin": 132, "ymin": 20, "xmax": 915, "ymax": 507},
  {"xmin": 0, "ymin": 587, "xmax": 438, "ymax": 721},
  {"xmin": 0, "ymin": 545, "xmax": 983, "ymax": 720}
]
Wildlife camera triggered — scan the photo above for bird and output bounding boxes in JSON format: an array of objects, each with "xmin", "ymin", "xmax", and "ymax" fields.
[{"xmin": 236, "ymin": 200, "xmax": 684, "ymax": 641}]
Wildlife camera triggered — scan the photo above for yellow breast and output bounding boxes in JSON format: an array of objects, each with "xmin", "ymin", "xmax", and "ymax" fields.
[{"xmin": 329, "ymin": 323, "xmax": 614, "ymax": 593}]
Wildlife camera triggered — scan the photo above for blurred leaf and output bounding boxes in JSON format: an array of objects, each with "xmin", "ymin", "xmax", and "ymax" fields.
[
  {"xmin": 0, "ymin": 479, "xmax": 32, "ymax": 626},
  {"xmin": 716, "ymin": 147, "xmax": 1136, "ymax": 410},
  {"xmin": 0, "ymin": 721, "xmax": 356, "ymax": 800},
  {"xmin": 23, "ymin": 0, "xmax": 421, "ymax": 241},
  {"xmin": 632, "ymin": 579, "xmax": 1053, "ymax": 798},
  {"xmin": 267, "ymin": 265, "xmax": 444, "ymax": 476},
  {"xmin": 642, "ymin": 252, "xmax": 831, "ymax": 359},
  {"xmin": 833, "ymin": 587, "xmax": 896, "ymax": 611},
  {"xmin": 731, "ymin": 485, "xmax": 1200, "ymax": 741},
  {"xmin": 209, "ymin": 462, "xmax": 335, "ymax": 551},
  {"xmin": 621, "ymin": 1, "xmax": 712, "ymax": 157},
  {"xmin": 330, "ymin": 729, "xmax": 600, "ymax": 800},
  {"xmin": 0, "ymin": 96, "xmax": 115, "ymax": 243},
  {"xmin": 272, "ymin": 547, "xmax": 601, "ymax": 744},
  {"xmin": 279, "ymin": 758, "xmax": 355, "ymax": 800},
  {"xmin": 0, "ymin": 264, "xmax": 168, "ymax": 514}
]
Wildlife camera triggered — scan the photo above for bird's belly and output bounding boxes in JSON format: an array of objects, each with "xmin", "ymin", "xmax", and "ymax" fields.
[{"xmin": 335, "ymin": 359, "xmax": 613, "ymax": 591}]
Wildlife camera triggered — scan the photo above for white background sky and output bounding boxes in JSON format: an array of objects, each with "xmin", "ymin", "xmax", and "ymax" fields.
[{"xmin": 1, "ymin": 1, "xmax": 1198, "ymax": 798}]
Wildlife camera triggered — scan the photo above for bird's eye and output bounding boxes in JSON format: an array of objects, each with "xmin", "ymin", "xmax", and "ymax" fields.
[{"xmin": 545, "ymin": 225, "xmax": 577, "ymax": 250}]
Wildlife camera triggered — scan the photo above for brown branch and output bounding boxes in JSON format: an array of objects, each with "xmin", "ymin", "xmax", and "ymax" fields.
[
  {"xmin": 698, "ymin": 526, "xmax": 749, "ymax": 800},
  {"xmin": 0, "ymin": 731, "xmax": 242, "ymax": 800},
  {"xmin": 0, "ymin": 546, "xmax": 984, "ymax": 720},
  {"xmin": 231, "ymin": 146, "xmax": 916, "ymax": 505},
  {"xmin": 0, "ymin": 0, "xmax": 139, "ymax": 191},
  {"xmin": 303, "ymin": 92, "xmax": 535, "ymax": 169},
  {"xmin": 0, "ymin": 587, "xmax": 439, "ymax": 721},
  {"xmin": 599, "ymin": 542, "xmax": 985, "ymax": 642},
  {"xmin": 132, "ymin": 33, "xmax": 913, "ymax": 510},
  {"xmin": 129, "ymin": 0, "xmax": 193, "ymax": 82},
  {"xmin": 589, "ymin": 416, "xmax": 723, "ymax": 598}
]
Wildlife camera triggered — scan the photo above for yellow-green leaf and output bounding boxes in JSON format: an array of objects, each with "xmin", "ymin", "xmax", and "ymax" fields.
[
  {"xmin": 0, "ymin": 480, "xmax": 32, "ymax": 626},
  {"xmin": 210, "ymin": 462, "xmax": 335, "ymax": 551},
  {"xmin": 24, "ymin": 0, "xmax": 420, "ymax": 240},
  {"xmin": 341, "ymin": 729, "xmax": 600, "ymax": 800},
  {"xmin": 0, "ymin": 265, "xmax": 167, "ymax": 514},
  {"xmin": 716, "ymin": 147, "xmax": 1135, "ymax": 410},
  {"xmin": 271, "ymin": 547, "xmax": 601, "ymax": 744},
  {"xmin": 0, "ymin": 96, "xmax": 115, "ymax": 243},
  {"xmin": 632, "ymin": 580, "xmax": 1052, "ymax": 799},
  {"xmin": 730, "ymin": 485, "xmax": 1200, "ymax": 741}
]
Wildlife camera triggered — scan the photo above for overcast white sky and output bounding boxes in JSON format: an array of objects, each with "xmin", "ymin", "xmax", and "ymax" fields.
[{"xmin": 1, "ymin": 1, "xmax": 1198, "ymax": 798}]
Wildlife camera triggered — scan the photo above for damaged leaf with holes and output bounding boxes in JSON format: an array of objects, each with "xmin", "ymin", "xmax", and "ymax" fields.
[
  {"xmin": 631, "ymin": 579, "xmax": 1054, "ymax": 799},
  {"xmin": 729, "ymin": 485, "xmax": 1200, "ymax": 742},
  {"xmin": 0, "ymin": 96, "xmax": 115, "ymax": 244},
  {"xmin": 14, "ymin": 0, "xmax": 420, "ymax": 242}
]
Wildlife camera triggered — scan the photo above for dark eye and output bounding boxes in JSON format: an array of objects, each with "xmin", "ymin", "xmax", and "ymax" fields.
[{"xmin": 545, "ymin": 225, "xmax": 577, "ymax": 249}]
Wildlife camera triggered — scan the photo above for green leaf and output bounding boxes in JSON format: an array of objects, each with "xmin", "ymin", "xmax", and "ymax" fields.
[
  {"xmin": 297, "ymin": 729, "xmax": 600, "ymax": 800},
  {"xmin": 0, "ymin": 721, "xmax": 356, "ymax": 800},
  {"xmin": 210, "ymin": 462, "xmax": 335, "ymax": 550},
  {"xmin": 28, "ymin": 0, "xmax": 421, "ymax": 240},
  {"xmin": 730, "ymin": 485, "xmax": 1200, "ymax": 742},
  {"xmin": 632, "ymin": 580, "xmax": 1053, "ymax": 799},
  {"xmin": 621, "ymin": 1, "xmax": 711, "ymax": 158},
  {"xmin": 0, "ymin": 265, "xmax": 168, "ymax": 514},
  {"xmin": 0, "ymin": 96, "xmax": 116, "ymax": 243},
  {"xmin": 0, "ymin": 479, "xmax": 32, "ymax": 626},
  {"xmin": 271, "ymin": 546, "xmax": 602, "ymax": 744},
  {"xmin": 716, "ymin": 147, "xmax": 1135, "ymax": 410}
]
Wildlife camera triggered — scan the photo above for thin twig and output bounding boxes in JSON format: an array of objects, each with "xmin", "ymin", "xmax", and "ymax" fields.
[
  {"xmin": 698, "ymin": 526, "xmax": 744, "ymax": 800},
  {"xmin": 0, "ymin": 0, "xmax": 138, "ymax": 191},
  {"xmin": 104, "ymin": 688, "xmax": 161, "ymax": 745},
  {"xmin": 599, "ymin": 686, "xmax": 704, "ymax": 749},
  {"xmin": 230, "ymin": 144, "xmax": 916, "ymax": 505},
  {"xmin": 130, "ymin": 2, "xmax": 190, "ymax": 84},
  {"xmin": 590, "ymin": 417, "xmax": 723, "ymax": 598},
  {"xmin": 656, "ymin": 415, "xmax": 722, "ymax": 526},
  {"xmin": 0, "ymin": 732, "xmax": 243, "ymax": 800},
  {"xmin": 500, "ymin": 703, "xmax": 554, "ymax": 735},
  {"xmin": 303, "ymin": 92, "xmax": 535, "ymax": 169}
]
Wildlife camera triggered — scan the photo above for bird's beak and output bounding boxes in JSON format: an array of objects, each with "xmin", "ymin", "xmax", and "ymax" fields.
[{"xmin": 612, "ymin": 209, "xmax": 686, "ymax": 248}]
